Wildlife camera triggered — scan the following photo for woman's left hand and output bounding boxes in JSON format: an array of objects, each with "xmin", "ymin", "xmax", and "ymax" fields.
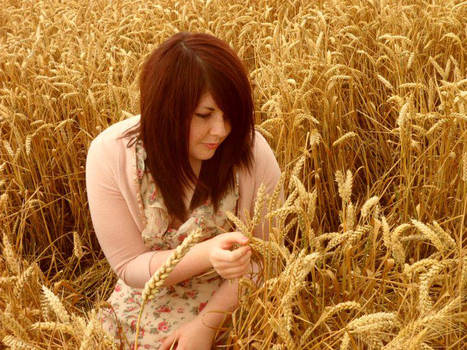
[{"xmin": 159, "ymin": 318, "xmax": 216, "ymax": 350}]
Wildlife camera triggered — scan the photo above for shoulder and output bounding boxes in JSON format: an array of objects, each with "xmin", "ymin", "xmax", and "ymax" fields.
[
  {"xmin": 236, "ymin": 130, "xmax": 281, "ymax": 219},
  {"xmin": 252, "ymin": 130, "xmax": 276, "ymax": 162},
  {"xmin": 86, "ymin": 115, "xmax": 140, "ymax": 175},
  {"xmin": 88, "ymin": 115, "xmax": 140, "ymax": 161},
  {"xmin": 250, "ymin": 131, "xmax": 280, "ymax": 176},
  {"xmin": 90, "ymin": 114, "xmax": 140, "ymax": 148},
  {"xmin": 238, "ymin": 130, "xmax": 280, "ymax": 185}
]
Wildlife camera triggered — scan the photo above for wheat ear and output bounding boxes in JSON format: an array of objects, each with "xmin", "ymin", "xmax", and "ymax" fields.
[
  {"xmin": 79, "ymin": 316, "xmax": 97, "ymax": 350},
  {"xmin": 250, "ymin": 183, "xmax": 267, "ymax": 234},
  {"xmin": 41, "ymin": 285, "xmax": 71, "ymax": 323},
  {"xmin": 2, "ymin": 335, "xmax": 35, "ymax": 350},
  {"xmin": 225, "ymin": 210, "xmax": 249, "ymax": 236},
  {"xmin": 1, "ymin": 312, "xmax": 31, "ymax": 342},
  {"xmin": 411, "ymin": 219, "xmax": 445, "ymax": 253},
  {"xmin": 31, "ymin": 322, "xmax": 75, "ymax": 334},
  {"xmin": 335, "ymin": 170, "xmax": 353, "ymax": 204},
  {"xmin": 134, "ymin": 227, "xmax": 203, "ymax": 348},
  {"xmin": 360, "ymin": 196, "xmax": 379, "ymax": 218},
  {"xmin": 73, "ymin": 231, "xmax": 84, "ymax": 259},
  {"xmin": 2, "ymin": 233, "xmax": 20, "ymax": 274}
]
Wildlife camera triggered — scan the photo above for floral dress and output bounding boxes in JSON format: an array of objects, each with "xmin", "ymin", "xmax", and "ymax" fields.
[{"xmin": 99, "ymin": 139, "xmax": 239, "ymax": 349}]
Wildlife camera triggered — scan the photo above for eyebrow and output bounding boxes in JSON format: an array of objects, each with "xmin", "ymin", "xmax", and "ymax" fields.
[{"xmin": 201, "ymin": 107, "xmax": 215, "ymax": 111}]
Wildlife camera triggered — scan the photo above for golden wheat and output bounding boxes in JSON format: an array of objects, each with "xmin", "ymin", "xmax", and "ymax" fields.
[
  {"xmin": 0, "ymin": 312, "xmax": 31, "ymax": 342},
  {"xmin": 1, "ymin": 0, "xmax": 466, "ymax": 348},
  {"xmin": 2, "ymin": 335, "xmax": 36, "ymax": 350},
  {"xmin": 72, "ymin": 231, "xmax": 84, "ymax": 259},
  {"xmin": 411, "ymin": 219, "xmax": 446, "ymax": 254},
  {"xmin": 335, "ymin": 170, "xmax": 353, "ymax": 204},
  {"xmin": 40, "ymin": 285, "xmax": 71, "ymax": 323},
  {"xmin": 360, "ymin": 196, "xmax": 379, "ymax": 218}
]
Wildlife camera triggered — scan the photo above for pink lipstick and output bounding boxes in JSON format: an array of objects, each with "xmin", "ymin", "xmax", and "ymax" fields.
[{"xmin": 205, "ymin": 143, "xmax": 219, "ymax": 150}]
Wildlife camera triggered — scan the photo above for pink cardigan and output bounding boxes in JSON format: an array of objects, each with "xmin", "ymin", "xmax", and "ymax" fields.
[{"xmin": 85, "ymin": 115, "xmax": 281, "ymax": 288}]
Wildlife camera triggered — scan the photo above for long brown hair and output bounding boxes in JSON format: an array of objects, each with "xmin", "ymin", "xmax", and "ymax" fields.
[{"xmin": 118, "ymin": 32, "xmax": 255, "ymax": 222}]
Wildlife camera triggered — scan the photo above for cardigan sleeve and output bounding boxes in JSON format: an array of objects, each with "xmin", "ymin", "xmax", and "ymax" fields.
[{"xmin": 85, "ymin": 137, "xmax": 156, "ymax": 289}]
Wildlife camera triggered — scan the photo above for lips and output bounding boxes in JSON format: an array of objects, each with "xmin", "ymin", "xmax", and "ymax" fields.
[{"xmin": 204, "ymin": 143, "xmax": 219, "ymax": 150}]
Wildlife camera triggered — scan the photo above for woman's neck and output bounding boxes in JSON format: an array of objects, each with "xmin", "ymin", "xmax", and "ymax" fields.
[{"xmin": 190, "ymin": 158, "xmax": 202, "ymax": 179}]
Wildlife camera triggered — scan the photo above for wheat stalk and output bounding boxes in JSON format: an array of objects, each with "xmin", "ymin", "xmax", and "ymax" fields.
[{"xmin": 462, "ymin": 152, "xmax": 467, "ymax": 182}]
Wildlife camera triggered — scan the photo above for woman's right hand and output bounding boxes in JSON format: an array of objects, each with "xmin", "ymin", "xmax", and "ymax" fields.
[{"xmin": 205, "ymin": 232, "xmax": 252, "ymax": 280}]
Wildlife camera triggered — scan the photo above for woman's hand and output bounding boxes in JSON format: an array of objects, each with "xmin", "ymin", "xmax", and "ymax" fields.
[
  {"xmin": 206, "ymin": 232, "xmax": 252, "ymax": 280},
  {"xmin": 159, "ymin": 318, "xmax": 216, "ymax": 350}
]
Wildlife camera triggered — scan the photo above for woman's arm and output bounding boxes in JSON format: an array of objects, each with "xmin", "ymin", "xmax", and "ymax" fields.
[
  {"xmin": 148, "ymin": 240, "xmax": 212, "ymax": 286},
  {"xmin": 86, "ymin": 137, "xmax": 213, "ymax": 289}
]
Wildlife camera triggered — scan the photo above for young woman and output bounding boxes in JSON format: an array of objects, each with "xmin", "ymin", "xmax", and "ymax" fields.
[{"xmin": 85, "ymin": 32, "xmax": 281, "ymax": 349}]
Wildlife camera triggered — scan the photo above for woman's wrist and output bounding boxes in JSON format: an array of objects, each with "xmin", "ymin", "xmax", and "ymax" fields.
[
  {"xmin": 196, "ymin": 238, "xmax": 213, "ymax": 269},
  {"xmin": 192, "ymin": 313, "xmax": 219, "ymax": 341}
]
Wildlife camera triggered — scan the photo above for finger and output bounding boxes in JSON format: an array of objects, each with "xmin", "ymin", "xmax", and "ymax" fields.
[
  {"xmin": 215, "ymin": 250, "xmax": 251, "ymax": 270},
  {"xmin": 214, "ymin": 245, "xmax": 250, "ymax": 262},
  {"xmin": 221, "ymin": 264, "xmax": 251, "ymax": 279},
  {"xmin": 237, "ymin": 250, "xmax": 252, "ymax": 265},
  {"xmin": 215, "ymin": 251, "xmax": 251, "ymax": 271},
  {"xmin": 219, "ymin": 232, "xmax": 249, "ymax": 249}
]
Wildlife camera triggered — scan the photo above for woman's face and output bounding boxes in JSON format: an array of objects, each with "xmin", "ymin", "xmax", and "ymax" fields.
[{"xmin": 188, "ymin": 91, "xmax": 231, "ymax": 175}]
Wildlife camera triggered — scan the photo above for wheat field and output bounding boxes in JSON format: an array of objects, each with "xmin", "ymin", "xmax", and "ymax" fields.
[{"xmin": 0, "ymin": 0, "xmax": 466, "ymax": 349}]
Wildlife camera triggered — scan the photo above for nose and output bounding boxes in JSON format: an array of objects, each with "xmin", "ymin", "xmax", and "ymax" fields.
[{"xmin": 209, "ymin": 113, "xmax": 230, "ymax": 137}]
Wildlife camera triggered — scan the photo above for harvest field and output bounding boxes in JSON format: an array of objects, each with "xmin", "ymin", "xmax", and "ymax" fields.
[{"xmin": 1, "ymin": 0, "xmax": 466, "ymax": 348}]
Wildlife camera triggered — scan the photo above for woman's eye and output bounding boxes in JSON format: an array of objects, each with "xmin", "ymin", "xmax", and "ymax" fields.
[{"xmin": 195, "ymin": 113, "xmax": 211, "ymax": 119}]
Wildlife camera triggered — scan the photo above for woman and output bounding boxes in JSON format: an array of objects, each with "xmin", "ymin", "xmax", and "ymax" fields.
[{"xmin": 85, "ymin": 32, "xmax": 281, "ymax": 349}]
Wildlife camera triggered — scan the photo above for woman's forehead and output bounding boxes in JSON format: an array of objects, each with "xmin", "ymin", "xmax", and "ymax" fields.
[{"xmin": 196, "ymin": 92, "xmax": 220, "ymax": 110}]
